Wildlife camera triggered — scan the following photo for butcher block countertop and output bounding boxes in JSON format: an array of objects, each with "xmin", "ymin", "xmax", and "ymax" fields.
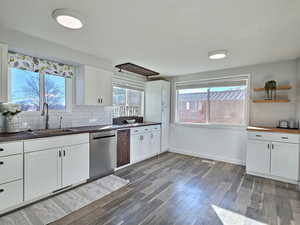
[{"xmin": 247, "ymin": 126, "xmax": 300, "ymax": 134}]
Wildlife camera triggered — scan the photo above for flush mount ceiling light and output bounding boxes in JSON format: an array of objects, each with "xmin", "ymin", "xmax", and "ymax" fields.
[
  {"xmin": 208, "ymin": 50, "xmax": 228, "ymax": 60},
  {"xmin": 52, "ymin": 9, "xmax": 83, "ymax": 29}
]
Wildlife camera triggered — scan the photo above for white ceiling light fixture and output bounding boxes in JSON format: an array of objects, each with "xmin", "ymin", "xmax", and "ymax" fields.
[
  {"xmin": 208, "ymin": 50, "xmax": 228, "ymax": 60},
  {"xmin": 52, "ymin": 9, "xmax": 84, "ymax": 30}
]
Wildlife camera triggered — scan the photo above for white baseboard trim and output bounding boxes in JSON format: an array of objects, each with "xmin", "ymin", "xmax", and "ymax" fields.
[{"xmin": 169, "ymin": 147, "xmax": 245, "ymax": 166}]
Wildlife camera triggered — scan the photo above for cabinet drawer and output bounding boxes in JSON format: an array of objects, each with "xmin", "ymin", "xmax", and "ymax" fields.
[
  {"xmin": 151, "ymin": 125, "xmax": 161, "ymax": 132},
  {"xmin": 24, "ymin": 133, "xmax": 89, "ymax": 153},
  {"xmin": 0, "ymin": 180, "xmax": 23, "ymax": 211},
  {"xmin": 0, "ymin": 154, "xmax": 23, "ymax": 184},
  {"xmin": 0, "ymin": 141, "xmax": 23, "ymax": 157},
  {"xmin": 248, "ymin": 131, "xmax": 299, "ymax": 143},
  {"xmin": 131, "ymin": 127, "xmax": 146, "ymax": 135},
  {"xmin": 271, "ymin": 133, "xmax": 299, "ymax": 143}
]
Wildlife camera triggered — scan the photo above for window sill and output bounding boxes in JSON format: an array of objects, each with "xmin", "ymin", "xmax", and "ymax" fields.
[{"xmin": 171, "ymin": 122, "xmax": 247, "ymax": 130}]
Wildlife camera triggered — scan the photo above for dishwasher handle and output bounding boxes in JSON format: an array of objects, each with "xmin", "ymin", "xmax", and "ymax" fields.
[{"xmin": 92, "ymin": 134, "xmax": 116, "ymax": 140}]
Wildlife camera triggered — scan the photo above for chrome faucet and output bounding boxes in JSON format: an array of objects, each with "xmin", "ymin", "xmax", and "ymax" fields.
[
  {"xmin": 59, "ymin": 116, "xmax": 63, "ymax": 129},
  {"xmin": 41, "ymin": 102, "xmax": 49, "ymax": 129}
]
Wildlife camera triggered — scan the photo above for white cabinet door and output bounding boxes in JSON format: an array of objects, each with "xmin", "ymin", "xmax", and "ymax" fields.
[
  {"xmin": 131, "ymin": 134, "xmax": 141, "ymax": 163},
  {"xmin": 84, "ymin": 65, "xmax": 112, "ymax": 106},
  {"xmin": 271, "ymin": 142, "xmax": 299, "ymax": 181},
  {"xmin": 62, "ymin": 143, "xmax": 89, "ymax": 187},
  {"xmin": 150, "ymin": 131, "xmax": 161, "ymax": 157},
  {"xmin": 142, "ymin": 133, "xmax": 151, "ymax": 160},
  {"xmin": 24, "ymin": 148, "xmax": 61, "ymax": 201},
  {"xmin": 246, "ymin": 140, "xmax": 270, "ymax": 175}
]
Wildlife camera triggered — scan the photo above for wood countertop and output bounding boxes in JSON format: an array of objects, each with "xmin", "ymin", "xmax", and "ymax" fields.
[
  {"xmin": 0, "ymin": 122, "xmax": 161, "ymax": 143},
  {"xmin": 247, "ymin": 126, "xmax": 300, "ymax": 134}
]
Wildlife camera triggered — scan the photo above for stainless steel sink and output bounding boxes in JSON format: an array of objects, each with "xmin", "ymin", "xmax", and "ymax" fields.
[{"xmin": 29, "ymin": 128, "xmax": 74, "ymax": 135}]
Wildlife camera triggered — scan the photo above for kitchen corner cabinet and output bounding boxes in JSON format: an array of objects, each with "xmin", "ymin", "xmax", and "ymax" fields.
[
  {"xmin": 24, "ymin": 134, "xmax": 89, "ymax": 201},
  {"xmin": 246, "ymin": 131, "xmax": 299, "ymax": 184},
  {"xmin": 76, "ymin": 65, "xmax": 112, "ymax": 106},
  {"xmin": 0, "ymin": 43, "xmax": 8, "ymax": 102}
]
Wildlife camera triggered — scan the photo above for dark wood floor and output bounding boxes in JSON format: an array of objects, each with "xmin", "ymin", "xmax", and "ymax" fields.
[{"xmin": 51, "ymin": 152, "xmax": 300, "ymax": 225}]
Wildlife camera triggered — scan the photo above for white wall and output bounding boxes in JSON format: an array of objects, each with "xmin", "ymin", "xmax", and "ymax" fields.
[
  {"xmin": 0, "ymin": 24, "xmax": 112, "ymax": 70},
  {"xmin": 169, "ymin": 60, "xmax": 298, "ymax": 165}
]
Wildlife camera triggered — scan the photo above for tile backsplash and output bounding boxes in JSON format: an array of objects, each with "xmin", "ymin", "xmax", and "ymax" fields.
[{"xmin": 0, "ymin": 105, "xmax": 113, "ymax": 132}]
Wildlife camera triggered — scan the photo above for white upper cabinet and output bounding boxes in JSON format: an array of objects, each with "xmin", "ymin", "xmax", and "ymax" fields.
[
  {"xmin": 0, "ymin": 43, "xmax": 8, "ymax": 102},
  {"xmin": 76, "ymin": 65, "xmax": 112, "ymax": 106}
]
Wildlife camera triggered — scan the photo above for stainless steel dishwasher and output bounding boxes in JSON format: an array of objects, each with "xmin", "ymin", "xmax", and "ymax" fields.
[{"xmin": 89, "ymin": 130, "xmax": 117, "ymax": 181}]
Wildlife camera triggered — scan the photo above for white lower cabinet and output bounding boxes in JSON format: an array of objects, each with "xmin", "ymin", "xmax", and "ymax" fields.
[
  {"xmin": 0, "ymin": 141, "xmax": 23, "ymax": 212},
  {"xmin": 0, "ymin": 180, "xmax": 23, "ymax": 211},
  {"xmin": 130, "ymin": 125, "xmax": 161, "ymax": 164},
  {"xmin": 62, "ymin": 143, "xmax": 89, "ymax": 187},
  {"xmin": 246, "ymin": 140, "xmax": 270, "ymax": 175},
  {"xmin": 246, "ymin": 131, "xmax": 299, "ymax": 184},
  {"xmin": 24, "ymin": 134, "xmax": 90, "ymax": 201},
  {"xmin": 270, "ymin": 142, "xmax": 299, "ymax": 181},
  {"xmin": 25, "ymin": 148, "xmax": 61, "ymax": 201}
]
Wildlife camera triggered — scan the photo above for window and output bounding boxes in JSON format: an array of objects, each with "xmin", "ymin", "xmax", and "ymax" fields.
[
  {"xmin": 8, "ymin": 52, "xmax": 74, "ymax": 112},
  {"xmin": 113, "ymin": 86, "xmax": 144, "ymax": 116},
  {"xmin": 10, "ymin": 68, "xmax": 40, "ymax": 111},
  {"xmin": 176, "ymin": 79, "xmax": 247, "ymax": 125},
  {"xmin": 9, "ymin": 68, "xmax": 66, "ymax": 111}
]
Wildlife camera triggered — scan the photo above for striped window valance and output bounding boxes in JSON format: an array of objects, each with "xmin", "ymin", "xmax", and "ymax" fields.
[
  {"xmin": 8, "ymin": 52, "xmax": 74, "ymax": 78},
  {"xmin": 112, "ymin": 71, "xmax": 146, "ymax": 91}
]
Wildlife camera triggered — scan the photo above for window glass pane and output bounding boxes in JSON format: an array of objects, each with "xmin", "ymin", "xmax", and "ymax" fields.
[
  {"xmin": 112, "ymin": 86, "xmax": 144, "ymax": 116},
  {"xmin": 177, "ymin": 88, "xmax": 208, "ymax": 123},
  {"xmin": 10, "ymin": 68, "xmax": 40, "ymax": 111},
  {"xmin": 113, "ymin": 87, "xmax": 126, "ymax": 105},
  {"xmin": 45, "ymin": 74, "xmax": 66, "ymax": 110},
  {"xmin": 209, "ymin": 86, "xmax": 246, "ymax": 124}
]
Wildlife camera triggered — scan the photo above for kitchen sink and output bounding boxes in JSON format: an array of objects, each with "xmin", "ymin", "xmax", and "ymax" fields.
[{"xmin": 28, "ymin": 128, "xmax": 74, "ymax": 135}]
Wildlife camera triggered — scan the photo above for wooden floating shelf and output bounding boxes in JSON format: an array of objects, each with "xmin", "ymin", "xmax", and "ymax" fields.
[
  {"xmin": 253, "ymin": 99, "xmax": 290, "ymax": 103},
  {"xmin": 254, "ymin": 85, "xmax": 292, "ymax": 92}
]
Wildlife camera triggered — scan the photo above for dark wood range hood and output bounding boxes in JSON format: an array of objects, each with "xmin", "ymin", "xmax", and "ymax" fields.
[{"xmin": 115, "ymin": 63, "xmax": 159, "ymax": 77}]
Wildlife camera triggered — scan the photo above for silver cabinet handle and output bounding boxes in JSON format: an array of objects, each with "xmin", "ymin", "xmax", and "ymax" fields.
[
  {"xmin": 63, "ymin": 150, "xmax": 66, "ymax": 157},
  {"xmin": 256, "ymin": 135, "xmax": 262, "ymax": 137},
  {"xmin": 0, "ymin": 189, "xmax": 4, "ymax": 193},
  {"xmin": 0, "ymin": 161, "xmax": 3, "ymax": 165},
  {"xmin": 268, "ymin": 144, "xmax": 270, "ymax": 149},
  {"xmin": 59, "ymin": 150, "xmax": 62, "ymax": 157},
  {"xmin": 281, "ymin": 137, "xmax": 288, "ymax": 139},
  {"xmin": 272, "ymin": 144, "xmax": 274, "ymax": 149},
  {"xmin": 0, "ymin": 148, "xmax": 3, "ymax": 152}
]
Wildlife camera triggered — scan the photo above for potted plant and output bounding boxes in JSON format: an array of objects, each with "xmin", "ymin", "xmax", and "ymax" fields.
[
  {"xmin": 0, "ymin": 103, "xmax": 22, "ymax": 133},
  {"xmin": 264, "ymin": 80, "xmax": 277, "ymax": 100}
]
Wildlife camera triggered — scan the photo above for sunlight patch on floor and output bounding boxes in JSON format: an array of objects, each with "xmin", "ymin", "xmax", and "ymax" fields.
[{"xmin": 212, "ymin": 205, "xmax": 268, "ymax": 225}]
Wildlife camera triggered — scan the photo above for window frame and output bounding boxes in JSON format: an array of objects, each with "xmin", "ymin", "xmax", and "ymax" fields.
[
  {"xmin": 174, "ymin": 75, "xmax": 250, "ymax": 127},
  {"xmin": 7, "ymin": 68, "xmax": 72, "ymax": 113},
  {"xmin": 112, "ymin": 85, "xmax": 145, "ymax": 116}
]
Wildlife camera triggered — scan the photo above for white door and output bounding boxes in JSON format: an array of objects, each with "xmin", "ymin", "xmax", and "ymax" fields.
[
  {"xmin": 270, "ymin": 142, "xmax": 299, "ymax": 181},
  {"xmin": 246, "ymin": 140, "xmax": 270, "ymax": 175},
  {"xmin": 62, "ymin": 143, "xmax": 89, "ymax": 187},
  {"xmin": 131, "ymin": 134, "xmax": 142, "ymax": 163},
  {"xmin": 24, "ymin": 148, "xmax": 61, "ymax": 201},
  {"xmin": 150, "ymin": 131, "xmax": 161, "ymax": 156}
]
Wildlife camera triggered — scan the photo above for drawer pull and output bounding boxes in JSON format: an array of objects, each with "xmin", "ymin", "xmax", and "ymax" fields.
[
  {"xmin": 0, "ymin": 189, "xmax": 4, "ymax": 193},
  {"xmin": 255, "ymin": 135, "xmax": 262, "ymax": 137},
  {"xmin": 281, "ymin": 137, "xmax": 288, "ymax": 139},
  {"xmin": 0, "ymin": 148, "xmax": 3, "ymax": 151},
  {"xmin": 0, "ymin": 161, "xmax": 3, "ymax": 165}
]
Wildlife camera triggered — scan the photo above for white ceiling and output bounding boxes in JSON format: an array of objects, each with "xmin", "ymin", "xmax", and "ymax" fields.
[{"xmin": 0, "ymin": 0, "xmax": 300, "ymax": 76}]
